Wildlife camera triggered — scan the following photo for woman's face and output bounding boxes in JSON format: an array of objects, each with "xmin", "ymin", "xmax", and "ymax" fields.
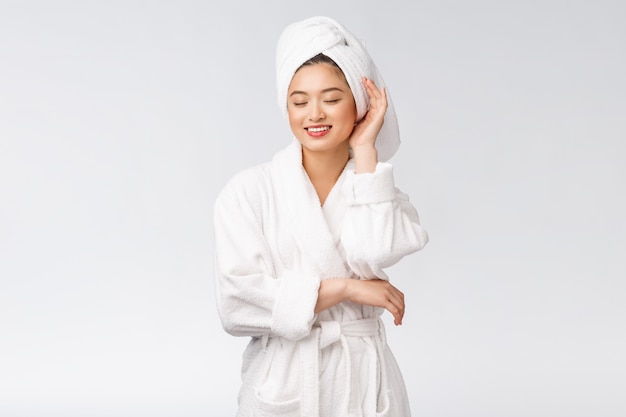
[{"xmin": 287, "ymin": 63, "xmax": 357, "ymax": 155}]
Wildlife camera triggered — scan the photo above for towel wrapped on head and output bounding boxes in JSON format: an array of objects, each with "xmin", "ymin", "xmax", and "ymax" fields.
[{"xmin": 275, "ymin": 16, "xmax": 401, "ymax": 162}]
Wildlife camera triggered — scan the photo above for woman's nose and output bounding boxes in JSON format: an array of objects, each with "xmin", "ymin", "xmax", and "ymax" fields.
[{"xmin": 309, "ymin": 103, "xmax": 325, "ymax": 121}]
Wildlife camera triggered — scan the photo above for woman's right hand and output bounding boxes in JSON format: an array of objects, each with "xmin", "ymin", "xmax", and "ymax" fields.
[{"xmin": 346, "ymin": 279, "xmax": 405, "ymax": 325}]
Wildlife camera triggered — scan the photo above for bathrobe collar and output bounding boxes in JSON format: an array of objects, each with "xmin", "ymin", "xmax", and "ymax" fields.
[{"xmin": 271, "ymin": 139, "xmax": 352, "ymax": 279}]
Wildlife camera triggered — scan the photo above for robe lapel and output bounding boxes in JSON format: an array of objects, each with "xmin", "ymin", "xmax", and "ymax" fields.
[{"xmin": 271, "ymin": 140, "xmax": 350, "ymax": 279}]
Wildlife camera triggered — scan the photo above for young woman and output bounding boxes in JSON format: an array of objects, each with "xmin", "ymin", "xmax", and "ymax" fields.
[{"xmin": 214, "ymin": 16, "xmax": 429, "ymax": 417}]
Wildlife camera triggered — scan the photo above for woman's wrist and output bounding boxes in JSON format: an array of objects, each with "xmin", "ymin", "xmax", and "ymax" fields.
[
  {"xmin": 351, "ymin": 144, "xmax": 378, "ymax": 173},
  {"xmin": 315, "ymin": 278, "xmax": 351, "ymax": 313}
]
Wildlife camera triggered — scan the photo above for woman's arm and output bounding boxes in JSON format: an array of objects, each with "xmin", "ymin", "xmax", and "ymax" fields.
[
  {"xmin": 341, "ymin": 165, "xmax": 429, "ymax": 279},
  {"xmin": 315, "ymin": 278, "xmax": 406, "ymax": 325},
  {"xmin": 214, "ymin": 175, "xmax": 320, "ymax": 341},
  {"xmin": 343, "ymin": 77, "xmax": 428, "ymax": 278}
]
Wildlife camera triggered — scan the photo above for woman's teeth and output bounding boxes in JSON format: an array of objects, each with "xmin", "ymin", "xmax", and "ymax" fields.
[{"xmin": 307, "ymin": 126, "xmax": 330, "ymax": 133}]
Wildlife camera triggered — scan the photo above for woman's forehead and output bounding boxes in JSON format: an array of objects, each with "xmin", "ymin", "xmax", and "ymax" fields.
[{"xmin": 288, "ymin": 63, "xmax": 351, "ymax": 94}]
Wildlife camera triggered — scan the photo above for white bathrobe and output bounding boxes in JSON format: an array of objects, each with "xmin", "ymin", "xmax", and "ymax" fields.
[{"xmin": 214, "ymin": 139, "xmax": 428, "ymax": 417}]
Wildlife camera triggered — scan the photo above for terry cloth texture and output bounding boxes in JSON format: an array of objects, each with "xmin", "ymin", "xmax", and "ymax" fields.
[{"xmin": 214, "ymin": 139, "xmax": 429, "ymax": 416}]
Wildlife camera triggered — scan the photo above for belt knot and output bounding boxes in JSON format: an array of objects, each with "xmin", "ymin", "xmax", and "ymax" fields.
[{"xmin": 319, "ymin": 320, "xmax": 342, "ymax": 349}]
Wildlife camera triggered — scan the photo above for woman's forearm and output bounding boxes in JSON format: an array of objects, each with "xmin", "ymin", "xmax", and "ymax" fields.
[
  {"xmin": 314, "ymin": 278, "xmax": 405, "ymax": 325},
  {"xmin": 314, "ymin": 278, "xmax": 350, "ymax": 314}
]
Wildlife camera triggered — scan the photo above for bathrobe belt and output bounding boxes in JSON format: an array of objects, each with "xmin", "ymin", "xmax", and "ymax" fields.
[{"xmin": 298, "ymin": 317, "xmax": 388, "ymax": 417}]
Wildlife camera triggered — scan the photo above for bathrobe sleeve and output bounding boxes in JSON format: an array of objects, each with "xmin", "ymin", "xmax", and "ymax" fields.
[
  {"xmin": 213, "ymin": 169, "xmax": 320, "ymax": 341},
  {"xmin": 341, "ymin": 162, "xmax": 429, "ymax": 279}
]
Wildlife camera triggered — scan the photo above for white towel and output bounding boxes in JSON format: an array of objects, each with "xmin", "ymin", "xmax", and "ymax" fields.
[{"xmin": 275, "ymin": 16, "xmax": 401, "ymax": 162}]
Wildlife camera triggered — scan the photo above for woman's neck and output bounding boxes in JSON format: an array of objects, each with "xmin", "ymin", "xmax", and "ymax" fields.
[{"xmin": 302, "ymin": 145, "xmax": 350, "ymax": 206}]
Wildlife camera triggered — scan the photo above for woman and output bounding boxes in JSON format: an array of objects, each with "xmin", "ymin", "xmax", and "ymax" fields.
[{"xmin": 214, "ymin": 16, "xmax": 428, "ymax": 417}]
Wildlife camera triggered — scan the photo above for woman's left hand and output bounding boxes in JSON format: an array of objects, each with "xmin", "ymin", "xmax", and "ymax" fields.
[
  {"xmin": 349, "ymin": 77, "xmax": 387, "ymax": 173},
  {"xmin": 348, "ymin": 76, "xmax": 388, "ymax": 151}
]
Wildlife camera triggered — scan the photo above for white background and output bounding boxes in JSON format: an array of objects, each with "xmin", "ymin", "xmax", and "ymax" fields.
[{"xmin": 1, "ymin": 1, "xmax": 624, "ymax": 416}]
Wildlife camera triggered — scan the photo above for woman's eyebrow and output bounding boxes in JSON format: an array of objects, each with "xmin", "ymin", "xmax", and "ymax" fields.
[
  {"xmin": 289, "ymin": 87, "xmax": 345, "ymax": 97},
  {"xmin": 321, "ymin": 87, "xmax": 345, "ymax": 94}
]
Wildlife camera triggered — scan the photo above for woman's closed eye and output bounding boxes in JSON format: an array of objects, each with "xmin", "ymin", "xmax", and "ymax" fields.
[{"xmin": 291, "ymin": 98, "xmax": 341, "ymax": 107}]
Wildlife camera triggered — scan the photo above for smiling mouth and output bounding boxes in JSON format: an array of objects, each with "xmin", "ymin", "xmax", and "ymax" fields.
[{"xmin": 306, "ymin": 126, "xmax": 331, "ymax": 133}]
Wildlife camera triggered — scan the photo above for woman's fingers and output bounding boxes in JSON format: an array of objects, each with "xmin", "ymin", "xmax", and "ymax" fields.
[
  {"xmin": 362, "ymin": 76, "xmax": 388, "ymax": 113},
  {"xmin": 386, "ymin": 287, "xmax": 405, "ymax": 325},
  {"xmin": 348, "ymin": 279, "xmax": 406, "ymax": 325},
  {"xmin": 348, "ymin": 77, "xmax": 388, "ymax": 151}
]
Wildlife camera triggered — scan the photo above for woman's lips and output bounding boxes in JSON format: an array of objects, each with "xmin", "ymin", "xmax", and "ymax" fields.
[{"xmin": 305, "ymin": 125, "xmax": 331, "ymax": 137}]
